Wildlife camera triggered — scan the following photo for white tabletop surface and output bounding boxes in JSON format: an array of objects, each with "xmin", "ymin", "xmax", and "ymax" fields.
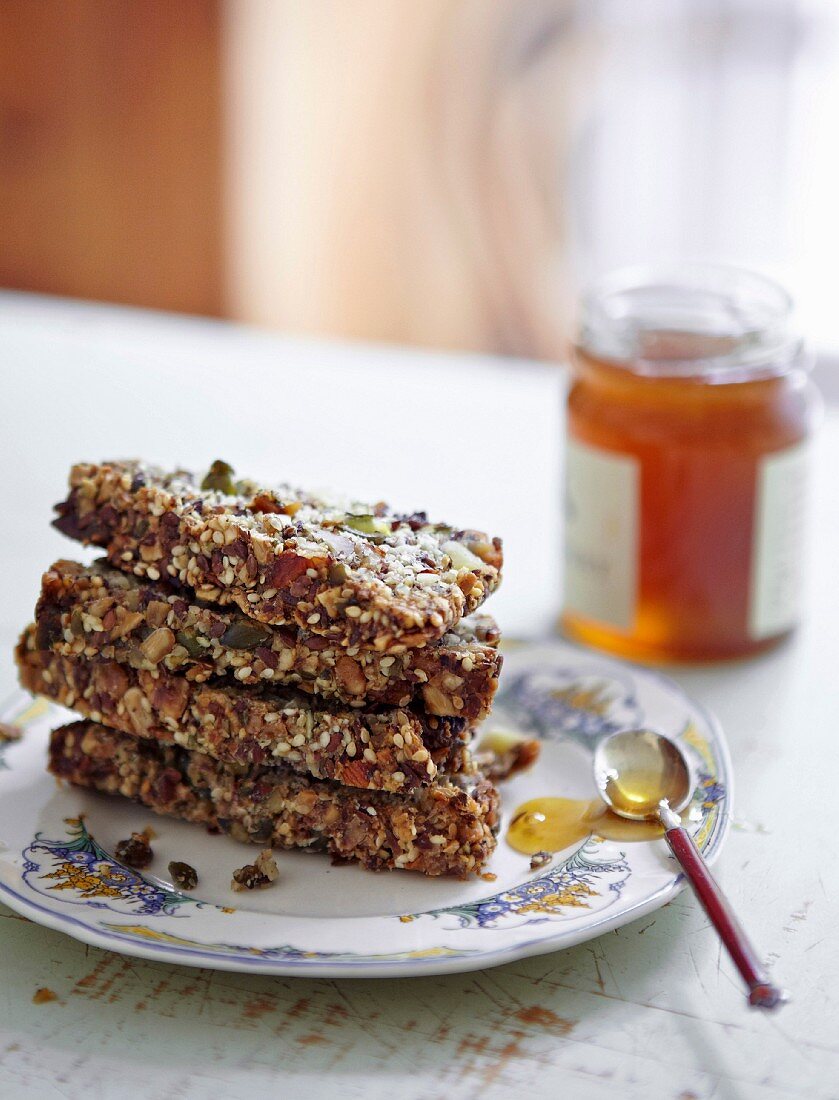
[{"xmin": 0, "ymin": 293, "xmax": 837, "ymax": 1100}]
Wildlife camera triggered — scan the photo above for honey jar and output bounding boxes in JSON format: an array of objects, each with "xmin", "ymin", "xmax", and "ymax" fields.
[{"xmin": 562, "ymin": 265, "xmax": 817, "ymax": 662}]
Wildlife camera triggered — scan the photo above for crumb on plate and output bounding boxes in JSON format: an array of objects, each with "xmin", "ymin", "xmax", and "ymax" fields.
[
  {"xmin": 115, "ymin": 831, "xmax": 153, "ymax": 869},
  {"xmin": 231, "ymin": 849, "xmax": 279, "ymax": 892},
  {"xmin": 168, "ymin": 861, "xmax": 198, "ymax": 890}
]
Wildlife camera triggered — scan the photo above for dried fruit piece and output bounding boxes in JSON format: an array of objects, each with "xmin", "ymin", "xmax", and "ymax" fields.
[
  {"xmin": 530, "ymin": 850, "xmax": 553, "ymax": 871},
  {"xmin": 168, "ymin": 861, "xmax": 198, "ymax": 890},
  {"xmin": 231, "ymin": 849, "xmax": 279, "ymax": 891},
  {"xmin": 249, "ymin": 492, "xmax": 282, "ymax": 515},
  {"xmin": 115, "ymin": 831, "xmax": 153, "ymax": 869}
]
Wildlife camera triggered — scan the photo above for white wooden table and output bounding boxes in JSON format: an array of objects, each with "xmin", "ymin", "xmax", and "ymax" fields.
[{"xmin": 1, "ymin": 294, "xmax": 837, "ymax": 1100}]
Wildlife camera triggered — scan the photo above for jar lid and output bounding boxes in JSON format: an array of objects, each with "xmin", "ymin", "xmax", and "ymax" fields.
[{"xmin": 577, "ymin": 264, "xmax": 808, "ymax": 382}]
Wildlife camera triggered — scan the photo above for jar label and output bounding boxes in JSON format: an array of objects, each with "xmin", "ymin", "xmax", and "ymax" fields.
[
  {"xmin": 749, "ymin": 442, "xmax": 809, "ymax": 640},
  {"xmin": 563, "ymin": 438, "xmax": 639, "ymax": 630}
]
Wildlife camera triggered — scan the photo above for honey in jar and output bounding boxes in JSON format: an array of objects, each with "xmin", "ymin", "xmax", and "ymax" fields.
[{"xmin": 562, "ymin": 265, "xmax": 816, "ymax": 662}]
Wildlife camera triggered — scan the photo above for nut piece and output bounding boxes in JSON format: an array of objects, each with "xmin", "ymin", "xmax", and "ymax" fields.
[
  {"xmin": 335, "ymin": 654, "xmax": 366, "ymax": 695},
  {"xmin": 139, "ymin": 626, "xmax": 176, "ymax": 664},
  {"xmin": 168, "ymin": 860, "xmax": 199, "ymax": 890},
  {"xmin": 231, "ymin": 849, "xmax": 279, "ymax": 892},
  {"xmin": 115, "ymin": 831, "xmax": 153, "ymax": 869},
  {"xmin": 442, "ymin": 540, "xmax": 484, "ymax": 571}
]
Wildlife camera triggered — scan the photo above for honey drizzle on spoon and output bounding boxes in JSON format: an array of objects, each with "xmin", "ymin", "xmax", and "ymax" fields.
[{"xmin": 508, "ymin": 731, "xmax": 689, "ymax": 853}]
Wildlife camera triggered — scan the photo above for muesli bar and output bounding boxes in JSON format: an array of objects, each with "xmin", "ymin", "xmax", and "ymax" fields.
[
  {"xmin": 17, "ymin": 629, "xmax": 471, "ymax": 792},
  {"xmin": 48, "ymin": 721, "xmax": 500, "ymax": 877},
  {"xmin": 36, "ymin": 559, "xmax": 502, "ymax": 722},
  {"xmin": 52, "ymin": 460, "xmax": 503, "ymax": 650}
]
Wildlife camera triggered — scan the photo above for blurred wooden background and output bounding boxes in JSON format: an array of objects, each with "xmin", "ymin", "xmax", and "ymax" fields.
[
  {"xmin": 0, "ymin": 1, "xmax": 836, "ymax": 356},
  {"xmin": 0, "ymin": 0, "xmax": 223, "ymax": 316},
  {"xmin": 0, "ymin": 0, "xmax": 583, "ymax": 357}
]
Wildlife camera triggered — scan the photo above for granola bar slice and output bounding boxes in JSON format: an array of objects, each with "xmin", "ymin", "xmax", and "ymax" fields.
[
  {"xmin": 17, "ymin": 628, "xmax": 470, "ymax": 792},
  {"xmin": 53, "ymin": 460, "xmax": 503, "ymax": 650},
  {"xmin": 36, "ymin": 559, "xmax": 502, "ymax": 722},
  {"xmin": 48, "ymin": 721, "xmax": 500, "ymax": 877}
]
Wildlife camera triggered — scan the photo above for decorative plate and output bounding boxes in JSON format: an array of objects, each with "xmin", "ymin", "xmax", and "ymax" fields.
[{"xmin": 0, "ymin": 641, "xmax": 731, "ymax": 978}]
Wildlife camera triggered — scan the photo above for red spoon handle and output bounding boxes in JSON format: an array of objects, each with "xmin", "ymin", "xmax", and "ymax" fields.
[{"xmin": 664, "ymin": 824, "xmax": 786, "ymax": 1009}]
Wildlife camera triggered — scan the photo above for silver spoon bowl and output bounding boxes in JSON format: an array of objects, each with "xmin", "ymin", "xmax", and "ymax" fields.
[{"xmin": 594, "ymin": 727, "xmax": 693, "ymax": 820}]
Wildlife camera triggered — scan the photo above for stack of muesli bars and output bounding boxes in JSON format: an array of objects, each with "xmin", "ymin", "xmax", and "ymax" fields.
[{"xmin": 17, "ymin": 459, "xmax": 522, "ymax": 877}]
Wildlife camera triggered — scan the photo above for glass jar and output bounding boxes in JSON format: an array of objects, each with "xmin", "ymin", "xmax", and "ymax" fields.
[{"xmin": 562, "ymin": 264, "xmax": 817, "ymax": 663}]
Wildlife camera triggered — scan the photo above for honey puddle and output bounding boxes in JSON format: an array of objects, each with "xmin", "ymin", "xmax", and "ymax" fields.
[{"xmin": 507, "ymin": 796, "xmax": 663, "ymax": 855}]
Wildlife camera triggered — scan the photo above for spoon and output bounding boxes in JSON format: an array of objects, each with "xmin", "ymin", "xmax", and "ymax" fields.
[{"xmin": 593, "ymin": 727, "xmax": 786, "ymax": 1010}]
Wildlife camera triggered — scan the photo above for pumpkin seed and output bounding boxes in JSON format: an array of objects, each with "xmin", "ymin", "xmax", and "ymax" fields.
[
  {"xmin": 200, "ymin": 459, "xmax": 236, "ymax": 495},
  {"xmin": 220, "ymin": 619, "xmax": 272, "ymax": 649}
]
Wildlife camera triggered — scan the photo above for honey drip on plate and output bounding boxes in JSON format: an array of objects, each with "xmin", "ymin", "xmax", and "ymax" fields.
[{"xmin": 507, "ymin": 797, "xmax": 663, "ymax": 855}]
